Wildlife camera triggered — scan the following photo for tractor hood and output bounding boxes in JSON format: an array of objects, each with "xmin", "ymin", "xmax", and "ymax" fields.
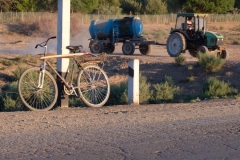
[
  {"xmin": 205, "ymin": 31, "xmax": 224, "ymax": 46},
  {"xmin": 205, "ymin": 31, "xmax": 224, "ymax": 38}
]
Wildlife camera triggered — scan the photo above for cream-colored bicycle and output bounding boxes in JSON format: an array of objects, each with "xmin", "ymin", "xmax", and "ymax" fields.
[{"xmin": 18, "ymin": 36, "xmax": 110, "ymax": 111}]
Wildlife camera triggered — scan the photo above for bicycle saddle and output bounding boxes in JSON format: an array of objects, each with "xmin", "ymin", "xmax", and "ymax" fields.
[{"xmin": 66, "ymin": 45, "xmax": 83, "ymax": 53}]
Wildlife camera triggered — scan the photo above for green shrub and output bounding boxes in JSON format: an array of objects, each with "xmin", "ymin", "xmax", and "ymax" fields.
[
  {"xmin": 151, "ymin": 76, "xmax": 180, "ymax": 103},
  {"xmin": 107, "ymin": 74, "xmax": 152, "ymax": 105},
  {"xmin": 107, "ymin": 81, "xmax": 128, "ymax": 105},
  {"xmin": 0, "ymin": 81, "xmax": 23, "ymax": 111},
  {"xmin": 232, "ymin": 40, "xmax": 240, "ymax": 45},
  {"xmin": 1, "ymin": 60, "xmax": 14, "ymax": 66},
  {"xmin": 2, "ymin": 95, "xmax": 17, "ymax": 111},
  {"xmin": 139, "ymin": 74, "xmax": 151, "ymax": 104},
  {"xmin": 163, "ymin": 75, "xmax": 174, "ymax": 84},
  {"xmin": 202, "ymin": 77, "xmax": 238, "ymax": 99},
  {"xmin": 219, "ymin": 26, "xmax": 224, "ymax": 30},
  {"xmin": 187, "ymin": 75, "xmax": 195, "ymax": 82},
  {"xmin": 12, "ymin": 67, "xmax": 28, "ymax": 81},
  {"xmin": 69, "ymin": 96, "xmax": 86, "ymax": 107},
  {"xmin": 175, "ymin": 54, "xmax": 186, "ymax": 66},
  {"xmin": 197, "ymin": 53, "xmax": 225, "ymax": 73},
  {"xmin": 187, "ymin": 65, "xmax": 193, "ymax": 70}
]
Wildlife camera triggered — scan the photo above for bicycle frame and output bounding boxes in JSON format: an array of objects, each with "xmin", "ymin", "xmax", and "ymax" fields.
[{"xmin": 37, "ymin": 53, "xmax": 88, "ymax": 96}]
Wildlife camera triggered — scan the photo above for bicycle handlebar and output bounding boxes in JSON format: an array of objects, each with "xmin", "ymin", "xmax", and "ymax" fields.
[{"xmin": 35, "ymin": 36, "xmax": 56, "ymax": 48}]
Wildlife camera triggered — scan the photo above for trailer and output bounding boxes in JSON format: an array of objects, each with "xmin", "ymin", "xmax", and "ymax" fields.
[{"xmin": 88, "ymin": 16, "xmax": 163, "ymax": 55}]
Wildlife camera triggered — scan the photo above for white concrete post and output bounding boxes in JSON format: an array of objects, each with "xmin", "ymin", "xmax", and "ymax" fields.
[
  {"xmin": 128, "ymin": 59, "xmax": 139, "ymax": 104},
  {"xmin": 57, "ymin": 0, "xmax": 70, "ymax": 108}
]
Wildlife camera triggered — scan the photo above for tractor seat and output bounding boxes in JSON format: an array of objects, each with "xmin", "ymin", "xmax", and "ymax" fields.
[{"xmin": 66, "ymin": 45, "xmax": 83, "ymax": 53}]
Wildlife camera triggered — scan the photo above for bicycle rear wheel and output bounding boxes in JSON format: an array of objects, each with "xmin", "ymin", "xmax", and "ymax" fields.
[
  {"xmin": 77, "ymin": 65, "xmax": 110, "ymax": 107},
  {"xmin": 18, "ymin": 67, "xmax": 58, "ymax": 111}
]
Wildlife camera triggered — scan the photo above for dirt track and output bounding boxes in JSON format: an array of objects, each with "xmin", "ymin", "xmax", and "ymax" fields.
[{"xmin": 1, "ymin": 98, "xmax": 240, "ymax": 159}]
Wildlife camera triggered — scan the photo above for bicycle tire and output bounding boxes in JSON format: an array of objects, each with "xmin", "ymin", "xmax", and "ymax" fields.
[
  {"xmin": 18, "ymin": 67, "xmax": 58, "ymax": 111},
  {"xmin": 77, "ymin": 65, "xmax": 110, "ymax": 108}
]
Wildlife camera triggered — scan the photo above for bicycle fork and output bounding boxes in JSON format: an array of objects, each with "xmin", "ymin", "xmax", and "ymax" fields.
[{"xmin": 37, "ymin": 61, "xmax": 47, "ymax": 89}]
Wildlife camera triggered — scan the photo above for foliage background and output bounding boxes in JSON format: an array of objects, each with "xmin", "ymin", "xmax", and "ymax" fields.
[{"xmin": 0, "ymin": 0, "xmax": 239, "ymax": 14}]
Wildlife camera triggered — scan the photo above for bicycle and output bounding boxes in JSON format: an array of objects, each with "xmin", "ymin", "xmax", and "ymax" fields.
[{"xmin": 18, "ymin": 36, "xmax": 110, "ymax": 111}]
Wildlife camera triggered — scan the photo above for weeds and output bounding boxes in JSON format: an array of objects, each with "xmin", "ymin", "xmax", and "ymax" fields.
[
  {"xmin": 197, "ymin": 53, "xmax": 225, "ymax": 73},
  {"xmin": 232, "ymin": 39, "xmax": 240, "ymax": 45},
  {"xmin": 0, "ymin": 81, "xmax": 24, "ymax": 111},
  {"xmin": 202, "ymin": 77, "xmax": 238, "ymax": 99},
  {"xmin": 107, "ymin": 81, "xmax": 128, "ymax": 105},
  {"xmin": 187, "ymin": 65, "xmax": 193, "ymax": 70},
  {"xmin": 139, "ymin": 74, "xmax": 151, "ymax": 104},
  {"xmin": 1, "ymin": 60, "xmax": 14, "ymax": 66},
  {"xmin": 175, "ymin": 54, "xmax": 186, "ymax": 66},
  {"xmin": 12, "ymin": 67, "xmax": 28, "ymax": 81},
  {"xmin": 151, "ymin": 76, "xmax": 180, "ymax": 103},
  {"xmin": 187, "ymin": 75, "xmax": 195, "ymax": 82}
]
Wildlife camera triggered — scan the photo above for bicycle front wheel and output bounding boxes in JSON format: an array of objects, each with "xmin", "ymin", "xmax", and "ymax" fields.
[
  {"xmin": 77, "ymin": 65, "xmax": 110, "ymax": 107},
  {"xmin": 18, "ymin": 67, "xmax": 58, "ymax": 111}
]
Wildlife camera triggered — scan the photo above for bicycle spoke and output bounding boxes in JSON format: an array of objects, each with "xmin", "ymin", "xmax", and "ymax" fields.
[
  {"xmin": 77, "ymin": 65, "xmax": 110, "ymax": 107},
  {"xmin": 18, "ymin": 67, "xmax": 58, "ymax": 111}
]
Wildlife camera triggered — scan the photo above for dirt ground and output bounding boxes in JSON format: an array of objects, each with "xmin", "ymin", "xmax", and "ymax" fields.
[
  {"xmin": 1, "ymin": 19, "xmax": 240, "ymax": 160},
  {"xmin": 0, "ymin": 22, "xmax": 240, "ymax": 102}
]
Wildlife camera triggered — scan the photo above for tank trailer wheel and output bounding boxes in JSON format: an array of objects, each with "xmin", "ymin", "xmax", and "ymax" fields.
[
  {"xmin": 197, "ymin": 46, "xmax": 208, "ymax": 55},
  {"xmin": 139, "ymin": 44, "xmax": 152, "ymax": 55},
  {"xmin": 220, "ymin": 50, "xmax": 229, "ymax": 59},
  {"xmin": 90, "ymin": 41, "xmax": 103, "ymax": 53},
  {"xmin": 122, "ymin": 42, "xmax": 135, "ymax": 55},
  {"xmin": 104, "ymin": 44, "xmax": 115, "ymax": 54},
  {"xmin": 166, "ymin": 32, "xmax": 186, "ymax": 57}
]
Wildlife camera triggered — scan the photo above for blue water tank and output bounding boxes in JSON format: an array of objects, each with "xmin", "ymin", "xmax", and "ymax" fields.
[{"xmin": 89, "ymin": 16, "xmax": 143, "ymax": 40}]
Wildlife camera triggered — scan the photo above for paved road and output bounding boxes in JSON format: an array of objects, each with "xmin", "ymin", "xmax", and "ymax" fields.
[{"xmin": 0, "ymin": 99, "xmax": 240, "ymax": 160}]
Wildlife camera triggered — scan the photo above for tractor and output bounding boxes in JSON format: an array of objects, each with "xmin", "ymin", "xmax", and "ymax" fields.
[{"xmin": 166, "ymin": 13, "xmax": 228, "ymax": 59}]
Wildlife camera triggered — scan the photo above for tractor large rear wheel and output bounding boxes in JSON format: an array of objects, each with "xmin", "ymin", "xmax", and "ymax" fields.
[{"xmin": 166, "ymin": 32, "xmax": 186, "ymax": 57}]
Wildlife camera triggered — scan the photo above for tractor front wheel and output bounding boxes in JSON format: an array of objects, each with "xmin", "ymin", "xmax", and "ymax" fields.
[
  {"xmin": 197, "ymin": 46, "xmax": 208, "ymax": 54},
  {"xmin": 220, "ymin": 50, "xmax": 229, "ymax": 59},
  {"xmin": 166, "ymin": 32, "xmax": 186, "ymax": 57}
]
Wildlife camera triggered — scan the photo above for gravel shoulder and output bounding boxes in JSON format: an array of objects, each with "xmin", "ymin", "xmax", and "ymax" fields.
[{"xmin": 0, "ymin": 98, "xmax": 240, "ymax": 159}]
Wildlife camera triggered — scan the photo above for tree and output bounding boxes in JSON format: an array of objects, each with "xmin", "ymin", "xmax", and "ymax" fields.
[
  {"xmin": 15, "ymin": 0, "xmax": 37, "ymax": 12},
  {"xmin": 97, "ymin": 0, "xmax": 122, "ymax": 15},
  {"xmin": 163, "ymin": 0, "xmax": 186, "ymax": 13},
  {"xmin": 36, "ymin": 0, "xmax": 57, "ymax": 12},
  {"xmin": 0, "ymin": 0, "xmax": 19, "ymax": 11},
  {"xmin": 120, "ymin": 0, "xmax": 142, "ymax": 15},
  {"xmin": 145, "ymin": 0, "xmax": 167, "ymax": 14},
  {"xmin": 235, "ymin": 0, "xmax": 240, "ymax": 8},
  {"xmin": 71, "ymin": 0, "xmax": 98, "ymax": 13},
  {"xmin": 183, "ymin": 0, "xmax": 235, "ymax": 13}
]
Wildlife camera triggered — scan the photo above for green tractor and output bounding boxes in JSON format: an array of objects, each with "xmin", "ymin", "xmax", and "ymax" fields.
[{"xmin": 167, "ymin": 13, "xmax": 228, "ymax": 59}]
